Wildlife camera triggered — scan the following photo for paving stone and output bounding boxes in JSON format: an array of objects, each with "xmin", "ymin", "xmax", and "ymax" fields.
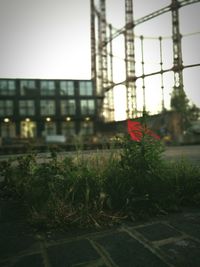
[
  {"xmin": 0, "ymin": 200, "xmax": 27, "ymax": 222},
  {"xmin": 0, "ymin": 260, "xmax": 9, "ymax": 267},
  {"xmin": 170, "ymin": 215, "xmax": 200, "ymax": 240},
  {"xmin": 12, "ymin": 253, "xmax": 44, "ymax": 267},
  {"xmin": 72, "ymin": 264, "xmax": 107, "ymax": 267},
  {"xmin": 44, "ymin": 228, "xmax": 96, "ymax": 243},
  {"xmin": 47, "ymin": 239, "xmax": 100, "ymax": 267},
  {"xmin": 72, "ymin": 259, "xmax": 107, "ymax": 267},
  {"xmin": 160, "ymin": 238, "xmax": 200, "ymax": 267},
  {"xmin": 0, "ymin": 235, "xmax": 37, "ymax": 259},
  {"xmin": 135, "ymin": 222, "xmax": 181, "ymax": 241},
  {"xmin": 94, "ymin": 231, "xmax": 168, "ymax": 267},
  {"xmin": 73, "ymin": 264, "xmax": 107, "ymax": 267},
  {"xmin": 0, "ymin": 221, "xmax": 31, "ymax": 239}
]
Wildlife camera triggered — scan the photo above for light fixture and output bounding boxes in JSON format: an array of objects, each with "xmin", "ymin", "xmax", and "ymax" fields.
[
  {"xmin": 66, "ymin": 117, "xmax": 71, "ymax": 121},
  {"xmin": 25, "ymin": 118, "xmax": 30, "ymax": 122},
  {"xmin": 85, "ymin": 117, "xmax": 90, "ymax": 121},
  {"xmin": 46, "ymin": 117, "xmax": 51, "ymax": 122},
  {"xmin": 4, "ymin": 118, "xmax": 10, "ymax": 123}
]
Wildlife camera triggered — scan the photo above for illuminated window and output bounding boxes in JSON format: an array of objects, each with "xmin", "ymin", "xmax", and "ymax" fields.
[
  {"xmin": 79, "ymin": 81, "xmax": 93, "ymax": 96},
  {"xmin": 60, "ymin": 100, "xmax": 76, "ymax": 115},
  {"xmin": 80, "ymin": 100, "xmax": 95, "ymax": 115},
  {"xmin": 19, "ymin": 100, "xmax": 35, "ymax": 116},
  {"xmin": 0, "ymin": 80, "xmax": 16, "ymax": 95},
  {"xmin": 80, "ymin": 121, "xmax": 94, "ymax": 135},
  {"xmin": 0, "ymin": 100, "xmax": 13, "ymax": 116},
  {"xmin": 1, "ymin": 122, "xmax": 16, "ymax": 138},
  {"xmin": 44, "ymin": 122, "xmax": 56, "ymax": 135},
  {"xmin": 61, "ymin": 121, "xmax": 76, "ymax": 136},
  {"xmin": 20, "ymin": 120, "xmax": 36, "ymax": 138},
  {"xmin": 60, "ymin": 81, "xmax": 74, "ymax": 95},
  {"xmin": 40, "ymin": 80, "xmax": 55, "ymax": 95},
  {"xmin": 20, "ymin": 80, "xmax": 36, "ymax": 96},
  {"xmin": 40, "ymin": 100, "xmax": 55, "ymax": 115}
]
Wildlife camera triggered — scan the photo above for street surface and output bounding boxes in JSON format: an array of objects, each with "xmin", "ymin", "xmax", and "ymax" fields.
[
  {"xmin": 1, "ymin": 199, "xmax": 200, "ymax": 267},
  {"xmin": 163, "ymin": 145, "xmax": 200, "ymax": 165},
  {"xmin": 0, "ymin": 145, "xmax": 200, "ymax": 165}
]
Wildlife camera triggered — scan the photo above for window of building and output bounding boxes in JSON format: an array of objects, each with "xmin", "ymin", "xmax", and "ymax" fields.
[
  {"xmin": 60, "ymin": 100, "xmax": 76, "ymax": 115},
  {"xmin": 20, "ymin": 80, "xmax": 36, "ymax": 96},
  {"xmin": 79, "ymin": 81, "xmax": 93, "ymax": 96},
  {"xmin": 19, "ymin": 100, "xmax": 35, "ymax": 116},
  {"xmin": 80, "ymin": 121, "xmax": 94, "ymax": 135},
  {"xmin": 20, "ymin": 120, "xmax": 36, "ymax": 138},
  {"xmin": 60, "ymin": 81, "xmax": 74, "ymax": 95},
  {"xmin": 40, "ymin": 100, "xmax": 55, "ymax": 116},
  {"xmin": 80, "ymin": 100, "xmax": 95, "ymax": 115},
  {"xmin": 40, "ymin": 80, "xmax": 55, "ymax": 95},
  {"xmin": 1, "ymin": 122, "xmax": 16, "ymax": 138},
  {"xmin": 44, "ymin": 122, "xmax": 56, "ymax": 136},
  {"xmin": 61, "ymin": 121, "xmax": 76, "ymax": 136},
  {"xmin": 0, "ymin": 80, "xmax": 16, "ymax": 95},
  {"xmin": 0, "ymin": 100, "xmax": 13, "ymax": 116}
]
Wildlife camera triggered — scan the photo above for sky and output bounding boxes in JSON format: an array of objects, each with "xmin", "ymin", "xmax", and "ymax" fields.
[{"xmin": 0, "ymin": 0, "xmax": 199, "ymax": 120}]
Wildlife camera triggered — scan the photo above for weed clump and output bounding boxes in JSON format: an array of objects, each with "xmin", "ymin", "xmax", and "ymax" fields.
[{"xmin": 1, "ymin": 122, "xmax": 200, "ymax": 230}]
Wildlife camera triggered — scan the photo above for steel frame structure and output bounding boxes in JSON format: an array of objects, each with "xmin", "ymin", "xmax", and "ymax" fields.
[{"xmin": 90, "ymin": 0, "xmax": 200, "ymax": 121}]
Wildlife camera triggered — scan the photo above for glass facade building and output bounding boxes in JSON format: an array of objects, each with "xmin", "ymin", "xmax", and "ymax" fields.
[{"xmin": 0, "ymin": 79, "xmax": 98, "ymax": 142}]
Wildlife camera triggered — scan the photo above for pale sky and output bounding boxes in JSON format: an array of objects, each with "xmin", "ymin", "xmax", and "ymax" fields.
[{"xmin": 0, "ymin": 0, "xmax": 199, "ymax": 120}]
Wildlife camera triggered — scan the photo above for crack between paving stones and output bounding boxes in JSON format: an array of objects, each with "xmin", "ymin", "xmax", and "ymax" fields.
[
  {"xmin": 121, "ymin": 227, "xmax": 174, "ymax": 267},
  {"xmin": 88, "ymin": 238, "xmax": 118, "ymax": 267},
  {"xmin": 164, "ymin": 223, "xmax": 200, "ymax": 244},
  {"xmin": 38, "ymin": 236, "xmax": 52, "ymax": 267},
  {"xmin": 152, "ymin": 235, "xmax": 188, "ymax": 247}
]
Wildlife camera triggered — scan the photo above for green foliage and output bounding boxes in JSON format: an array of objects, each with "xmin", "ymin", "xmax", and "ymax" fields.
[
  {"xmin": 168, "ymin": 159, "xmax": 200, "ymax": 206},
  {"xmin": 120, "ymin": 135, "xmax": 164, "ymax": 175},
  {"xmin": 116, "ymin": 135, "xmax": 169, "ymax": 217},
  {"xmin": 171, "ymin": 91, "xmax": 189, "ymax": 114},
  {"xmin": 171, "ymin": 91, "xmax": 200, "ymax": 130},
  {"xmin": 1, "ymin": 137, "xmax": 200, "ymax": 230}
]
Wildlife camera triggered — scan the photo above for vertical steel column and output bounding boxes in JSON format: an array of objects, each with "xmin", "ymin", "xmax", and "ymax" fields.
[
  {"xmin": 140, "ymin": 35, "xmax": 146, "ymax": 113},
  {"xmin": 108, "ymin": 23, "xmax": 114, "ymax": 121},
  {"xmin": 90, "ymin": 0, "xmax": 97, "ymax": 84},
  {"xmin": 171, "ymin": 0, "xmax": 185, "ymax": 97},
  {"xmin": 97, "ymin": 9, "xmax": 103, "ymax": 96},
  {"xmin": 108, "ymin": 24, "xmax": 114, "ymax": 86},
  {"xmin": 159, "ymin": 36, "xmax": 165, "ymax": 111},
  {"xmin": 124, "ymin": 0, "xmax": 137, "ymax": 118},
  {"xmin": 98, "ymin": 0, "xmax": 109, "ymax": 121},
  {"xmin": 91, "ymin": 0, "xmax": 104, "ymax": 121},
  {"xmin": 99, "ymin": 0, "xmax": 108, "ymax": 91},
  {"xmin": 171, "ymin": 0, "xmax": 188, "ymax": 134}
]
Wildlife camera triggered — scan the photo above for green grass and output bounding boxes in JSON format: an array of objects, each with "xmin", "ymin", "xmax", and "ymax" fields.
[{"xmin": 0, "ymin": 136, "xmax": 200, "ymax": 230}]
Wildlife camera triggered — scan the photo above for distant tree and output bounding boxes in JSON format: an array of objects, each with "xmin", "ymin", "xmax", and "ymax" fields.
[
  {"xmin": 171, "ymin": 90, "xmax": 200, "ymax": 131},
  {"xmin": 187, "ymin": 104, "xmax": 200, "ymax": 121}
]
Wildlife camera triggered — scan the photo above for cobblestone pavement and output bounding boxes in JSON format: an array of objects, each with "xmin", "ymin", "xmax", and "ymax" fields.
[{"xmin": 0, "ymin": 200, "xmax": 200, "ymax": 267}]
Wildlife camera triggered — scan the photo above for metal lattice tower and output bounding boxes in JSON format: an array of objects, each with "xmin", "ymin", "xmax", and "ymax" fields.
[
  {"xmin": 90, "ymin": 0, "xmax": 200, "ymax": 121},
  {"xmin": 98, "ymin": 0, "xmax": 108, "ymax": 92},
  {"xmin": 107, "ymin": 23, "xmax": 114, "ymax": 121},
  {"xmin": 171, "ymin": 0, "xmax": 185, "ymax": 97},
  {"xmin": 90, "ymin": 0, "xmax": 96, "ymax": 83},
  {"xmin": 99, "ymin": 0, "xmax": 115, "ymax": 121},
  {"xmin": 124, "ymin": 0, "xmax": 137, "ymax": 118},
  {"xmin": 91, "ymin": 0, "xmax": 114, "ymax": 121}
]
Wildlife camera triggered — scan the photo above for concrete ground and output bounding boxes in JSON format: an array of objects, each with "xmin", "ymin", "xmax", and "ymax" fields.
[{"xmin": 0, "ymin": 199, "xmax": 200, "ymax": 267}]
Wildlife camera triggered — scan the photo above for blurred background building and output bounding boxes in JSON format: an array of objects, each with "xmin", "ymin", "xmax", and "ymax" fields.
[{"xmin": 0, "ymin": 0, "xmax": 200, "ymax": 150}]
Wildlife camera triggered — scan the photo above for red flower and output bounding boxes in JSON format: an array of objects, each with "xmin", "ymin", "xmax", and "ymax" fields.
[
  {"xmin": 145, "ymin": 128, "xmax": 160, "ymax": 140},
  {"xmin": 127, "ymin": 120, "xmax": 160, "ymax": 141},
  {"xmin": 127, "ymin": 120, "xmax": 143, "ymax": 141}
]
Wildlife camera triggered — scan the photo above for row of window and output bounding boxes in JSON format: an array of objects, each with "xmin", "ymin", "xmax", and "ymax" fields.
[
  {"xmin": 0, "ymin": 100, "xmax": 95, "ymax": 116},
  {"xmin": 0, "ymin": 80, "xmax": 93, "ymax": 96},
  {"xmin": 1, "ymin": 121, "xmax": 94, "ymax": 138}
]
